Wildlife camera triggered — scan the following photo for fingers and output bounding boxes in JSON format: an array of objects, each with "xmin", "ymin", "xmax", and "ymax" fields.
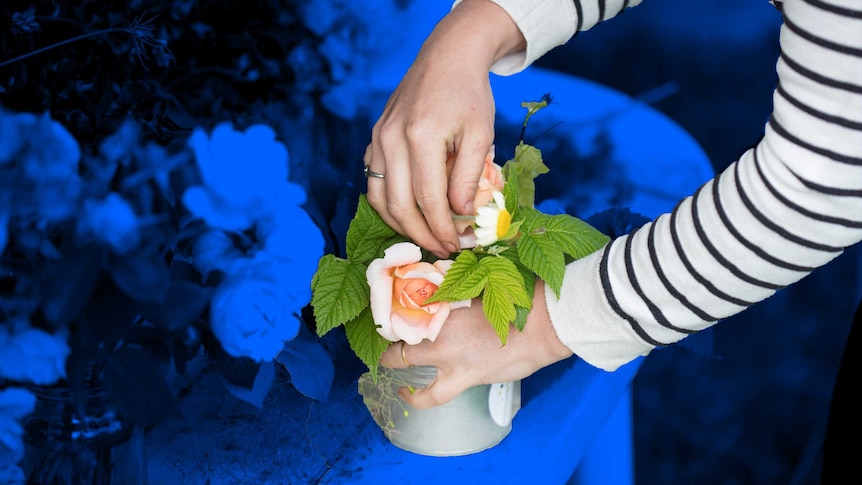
[
  {"xmin": 406, "ymin": 127, "xmax": 460, "ymax": 255},
  {"xmin": 398, "ymin": 369, "xmax": 473, "ymax": 409},
  {"xmin": 380, "ymin": 340, "xmax": 473, "ymax": 409},
  {"xmin": 385, "ymin": 131, "xmax": 450, "ymax": 257},
  {"xmin": 366, "ymin": 114, "xmax": 451, "ymax": 258},
  {"xmin": 380, "ymin": 340, "xmax": 414, "ymax": 369},
  {"xmin": 448, "ymin": 130, "xmax": 493, "ymax": 217}
]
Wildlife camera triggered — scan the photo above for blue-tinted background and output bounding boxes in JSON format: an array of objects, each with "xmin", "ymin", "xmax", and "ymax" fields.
[{"xmin": 3, "ymin": 0, "xmax": 860, "ymax": 483}]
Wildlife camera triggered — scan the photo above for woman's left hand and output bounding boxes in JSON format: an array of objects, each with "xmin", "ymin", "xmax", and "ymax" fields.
[{"xmin": 379, "ymin": 281, "xmax": 573, "ymax": 409}]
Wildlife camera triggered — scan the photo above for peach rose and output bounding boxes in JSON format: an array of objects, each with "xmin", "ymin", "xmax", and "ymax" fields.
[
  {"xmin": 366, "ymin": 242, "xmax": 471, "ymax": 345},
  {"xmin": 451, "ymin": 146, "xmax": 504, "ymax": 235}
]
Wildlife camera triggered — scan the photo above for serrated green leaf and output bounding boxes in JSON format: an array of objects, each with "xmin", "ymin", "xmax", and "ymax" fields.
[
  {"xmin": 346, "ymin": 195, "xmax": 397, "ymax": 264},
  {"xmin": 311, "ymin": 254, "xmax": 339, "ymax": 292},
  {"xmin": 513, "ymin": 305, "xmax": 530, "ymax": 332},
  {"xmin": 428, "ymin": 251, "xmax": 486, "ymax": 302},
  {"xmin": 502, "ymin": 174, "xmax": 519, "ymax": 214},
  {"xmin": 311, "ymin": 260, "xmax": 369, "ymax": 335},
  {"xmin": 477, "ymin": 257, "xmax": 532, "ymax": 309},
  {"xmin": 543, "ymin": 214, "xmax": 611, "ymax": 260},
  {"xmin": 344, "ymin": 307, "xmax": 391, "ymax": 383},
  {"xmin": 519, "ymin": 207, "xmax": 547, "ymax": 234},
  {"xmin": 516, "ymin": 233, "xmax": 566, "ymax": 299},
  {"xmin": 481, "ymin": 282, "xmax": 515, "ymax": 345}
]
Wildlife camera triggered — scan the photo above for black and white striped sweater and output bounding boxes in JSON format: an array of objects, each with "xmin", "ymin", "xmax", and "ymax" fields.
[{"xmin": 485, "ymin": 0, "xmax": 862, "ymax": 370}]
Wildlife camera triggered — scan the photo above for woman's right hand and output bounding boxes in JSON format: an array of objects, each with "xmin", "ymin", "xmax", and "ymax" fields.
[{"xmin": 364, "ymin": 0, "xmax": 526, "ymax": 258}]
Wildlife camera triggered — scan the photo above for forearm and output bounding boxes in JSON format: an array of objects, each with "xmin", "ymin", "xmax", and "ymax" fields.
[{"xmin": 547, "ymin": 0, "xmax": 862, "ymax": 371}]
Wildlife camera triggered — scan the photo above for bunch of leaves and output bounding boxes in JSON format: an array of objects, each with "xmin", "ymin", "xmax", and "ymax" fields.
[{"xmin": 310, "ymin": 100, "xmax": 610, "ymax": 381}]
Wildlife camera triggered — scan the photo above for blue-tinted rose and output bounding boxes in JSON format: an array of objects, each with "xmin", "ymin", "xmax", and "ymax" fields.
[
  {"xmin": 0, "ymin": 110, "xmax": 79, "ymax": 181},
  {"xmin": 78, "ymin": 193, "xmax": 139, "ymax": 253},
  {"xmin": 298, "ymin": 0, "xmax": 339, "ymax": 36},
  {"xmin": 0, "ymin": 387, "xmax": 36, "ymax": 465},
  {"xmin": 209, "ymin": 254, "xmax": 305, "ymax": 362},
  {"xmin": 258, "ymin": 203, "xmax": 324, "ymax": 287},
  {"xmin": 0, "ymin": 326, "xmax": 69, "ymax": 385},
  {"xmin": 191, "ymin": 229, "xmax": 241, "ymax": 276},
  {"xmin": 183, "ymin": 123, "xmax": 295, "ymax": 231},
  {"xmin": 0, "ymin": 464, "xmax": 24, "ymax": 485}
]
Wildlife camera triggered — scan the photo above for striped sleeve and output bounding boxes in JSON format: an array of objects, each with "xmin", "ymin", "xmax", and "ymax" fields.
[
  {"xmin": 457, "ymin": 0, "xmax": 643, "ymax": 75},
  {"xmin": 545, "ymin": 0, "xmax": 862, "ymax": 371}
]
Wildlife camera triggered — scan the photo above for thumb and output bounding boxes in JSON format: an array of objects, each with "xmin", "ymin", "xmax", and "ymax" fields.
[
  {"xmin": 448, "ymin": 137, "xmax": 492, "ymax": 217},
  {"xmin": 399, "ymin": 371, "xmax": 472, "ymax": 410}
]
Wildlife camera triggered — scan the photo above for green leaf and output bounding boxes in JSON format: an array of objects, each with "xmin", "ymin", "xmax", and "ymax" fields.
[
  {"xmin": 344, "ymin": 307, "xmax": 392, "ymax": 383},
  {"xmin": 513, "ymin": 305, "xmax": 530, "ymax": 332},
  {"xmin": 311, "ymin": 258, "xmax": 369, "ymax": 335},
  {"xmin": 502, "ymin": 142, "xmax": 549, "ymax": 209},
  {"xmin": 543, "ymin": 214, "xmax": 611, "ymax": 260},
  {"xmin": 516, "ymin": 232, "xmax": 566, "ymax": 299},
  {"xmin": 346, "ymin": 195, "xmax": 397, "ymax": 264},
  {"xmin": 502, "ymin": 172, "xmax": 519, "ymax": 214},
  {"xmin": 477, "ymin": 257, "xmax": 532, "ymax": 308},
  {"xmin": 311, "ymin": 254, "xmax": 338, "ymax": 292},
  {"xmin": 476, "ymin": 256, "xmax": 533, "ymax": 344},
  {"xmin": 428, "ymin": 251, "xmax": 486, "ymax": 302},
  {"xmin": 481, "ymin": 282, "xmax": 515, "ymax": 345}
]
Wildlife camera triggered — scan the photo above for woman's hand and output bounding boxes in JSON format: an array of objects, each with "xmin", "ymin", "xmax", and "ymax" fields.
[
  {"xmin": 364, "ymin": 0, "xmax": 526, "ymax": 258},
  {"xmin": 379, "ymin": 281, "xmax": 573, "ymax": 409}
]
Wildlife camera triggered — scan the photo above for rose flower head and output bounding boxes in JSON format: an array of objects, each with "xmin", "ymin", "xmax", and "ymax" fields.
[{"xmin": 366, "ymin": 242, "xmax": 470, "ymax": 345}]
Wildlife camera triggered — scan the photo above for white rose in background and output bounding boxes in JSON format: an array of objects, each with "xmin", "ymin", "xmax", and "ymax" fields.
[
  {"xmin": 257, "ymin": 190, "xmax": 325, "ymax": 286},
  {"xmin": 183, "ymin": 123, "xmax": 304, "ymax": 232},
  {"xmin": 0, "ymin": 388, "xmax": 35, "ymax": 474},
  {"xmin": 0, "ymin": 109, "xmax": 82, "ymax": 226},
  {"xmin": 0, "ymin": 325, "xmax": 69, "ymax": 385},
  {"xmin": 191, "ymin": 229, "xmax": 242, "ymax": 277},
  {"xmin": 77, "ymin": 193, "xmax": 140, "ymax": 253},
  {"xmin": 0, "ymin": 110, "xmax": 79, "ymax": 179},
  {"xmin": 209, "ymin": 253, "xmax": 306, "ymax": 362}
]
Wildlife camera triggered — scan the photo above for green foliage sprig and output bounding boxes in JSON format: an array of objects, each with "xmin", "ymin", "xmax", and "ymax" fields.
[{"xmin": 311, "ymin": 100, "xmax": 610, "ymax": 381}]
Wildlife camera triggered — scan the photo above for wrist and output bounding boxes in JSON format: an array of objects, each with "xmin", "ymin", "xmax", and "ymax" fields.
[
  {"xmin": 433, "ymin": 0, "xmax": 526, "ymax": 70},
  {"xmin": 527, "ymin": 281, "xmax": 574, "ymax": 364}
]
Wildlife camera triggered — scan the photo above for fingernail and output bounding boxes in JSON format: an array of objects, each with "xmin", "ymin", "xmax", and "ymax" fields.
[
  {"xmin": 464, "ymin": 201, "xmax": 474, "ymax": 215},
  {"xmin": 443, "ymin": 242, "xmax": 457, "ymax": 254}
]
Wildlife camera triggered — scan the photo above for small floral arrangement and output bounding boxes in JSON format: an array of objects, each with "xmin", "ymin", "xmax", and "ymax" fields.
[
  {"xmin": 0, "ymin": 106, "xmax": 326, "ymax": 481},
  {"xmin": 310, "ymin": 99, "xmax": 610, "ymax": 382}
]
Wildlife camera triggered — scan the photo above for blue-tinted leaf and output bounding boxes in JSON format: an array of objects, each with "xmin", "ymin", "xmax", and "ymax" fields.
[
  {"xmin": 212, "ymin": 348, "xmax": 259, "ymax": 390},
  {"xmin": 222, "ymin": 360, "xmax": 275, "ymax": 409},
  {"xmin": 276, "ymin": 326, "xmax": 334, "ymax": 402}
]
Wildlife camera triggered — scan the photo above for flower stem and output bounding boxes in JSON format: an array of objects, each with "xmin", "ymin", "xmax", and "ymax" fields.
[{"xmin": 0, "ymin": 27, "xmax": 128, "ymax": 69}]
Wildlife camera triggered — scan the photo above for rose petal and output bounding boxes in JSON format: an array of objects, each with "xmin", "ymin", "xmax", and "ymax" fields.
[{"xmin": 382, "ymin": 242, "xmax": 423, "ymax": 267}]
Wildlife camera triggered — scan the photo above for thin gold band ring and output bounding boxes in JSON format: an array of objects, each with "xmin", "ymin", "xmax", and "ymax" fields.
[{"xmin": 400, "ymin": 340, "xmax": 413, "ymax": 367}]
